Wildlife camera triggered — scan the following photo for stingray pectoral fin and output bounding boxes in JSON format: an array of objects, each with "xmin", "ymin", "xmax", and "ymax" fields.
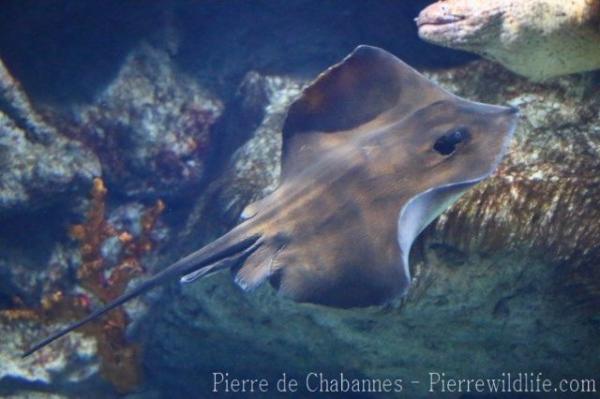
[
  {"xmin": 396, "ymin": 179, "xmax": 484, "ymax": 291},
  {"xmin": 180, "ymin": 254, "xmax": 238, "ymax": 284},
  {"xmin": 180, "ymin": 237, "xmax": 262, "ymax": 284},
  {"xmin": 233, "ymin": 244, "xmax": 281, "ymax": 291},
  {"xmin": 280, "ymin": 45, "xmax": 454, "ymax": 179}
]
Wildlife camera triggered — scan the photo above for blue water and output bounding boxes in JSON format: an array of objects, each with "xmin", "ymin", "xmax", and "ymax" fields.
[{"xmin": 0, "ymin": 1, "xmax": 597, "ymax": 398}]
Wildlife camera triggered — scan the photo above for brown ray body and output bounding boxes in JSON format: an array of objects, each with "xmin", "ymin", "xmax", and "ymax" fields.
[{"xmin": 23, "ymin": 46, "xmax": 517, "ymax": 356}]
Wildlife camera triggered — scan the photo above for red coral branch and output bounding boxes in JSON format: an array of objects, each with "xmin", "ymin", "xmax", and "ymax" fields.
[{"xmin": 1, "ymin": 178, "xmax": 165, "ymax": 393}]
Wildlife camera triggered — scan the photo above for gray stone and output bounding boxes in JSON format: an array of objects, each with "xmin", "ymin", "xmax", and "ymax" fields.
[
  {"xmin": 0, "ymin": 319, "xmax": 98, "ymax": 388},
  {"xmin": 0, "ymin": 59, "xmax": 100, "ymax": 216},
  {"xmin": 62, "ymin": 43, "xmax": 224, "ymax": 198},
  {"xmin": 182, "ymin": 73, "xmax": 306, "ymax": 238}
]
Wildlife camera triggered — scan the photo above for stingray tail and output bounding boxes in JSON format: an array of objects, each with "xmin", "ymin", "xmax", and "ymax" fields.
[{"xmin": 22, "ymin": 222, "xmax": 262, "ymax": 358}]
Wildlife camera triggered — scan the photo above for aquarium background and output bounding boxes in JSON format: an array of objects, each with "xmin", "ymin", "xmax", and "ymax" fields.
[{"xmin": 0, "ymin": 1, "xmax": 598, "ymax": 398}]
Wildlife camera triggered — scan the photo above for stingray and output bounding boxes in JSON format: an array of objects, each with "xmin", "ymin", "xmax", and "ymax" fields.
[{"xmin": 23, "ymin": 45, "xmax": 517, "ymax": 357}]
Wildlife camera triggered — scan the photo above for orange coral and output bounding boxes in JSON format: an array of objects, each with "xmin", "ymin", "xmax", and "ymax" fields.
[
  {"xmin": 70, "ymin": 178, "xmax": 165, "ymax": 392},
  {"xmin": 1, "ymin": 178, "xmax": 165, "ymax": 393}
]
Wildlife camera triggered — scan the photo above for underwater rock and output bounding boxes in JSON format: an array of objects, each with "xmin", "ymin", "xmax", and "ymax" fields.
[
  {"xmin": 0, "ymin": 319, "xmax": 98, "ymax": 388},
  {"xmin": 0, "ymin": 59, "xmax": 100, "ymax": 216},
  {"xmin": 0, "ymin": 326, "xmax": 105, "ymax": 399},
  {"xmin": 142, "ymin": 60, "xmax": 599, "ymax": 397},
  {"xmin": 416, "ymin": 0, "xmax": 600, "ymax": 80},
  {"xmin": 0, "ymin": 235, "xmax": 105, "ymax": 394},
  {"xmin": 145, "ymin": 254, "xmax": 599, "ymax": 397},
  {"xmin": 219, "ymin": 74, "xmax": 305, "ymax": 206},
  {"xmin": 61, "ymin": 43, "xmax": 223, "ymax": 198},
  {"xmin": 183, "ymin": 72, "xmax": 306, "ymax": 235},
  {"xmin": 0, "ymin": 58, "xmax": 54, "ymax": 144}
]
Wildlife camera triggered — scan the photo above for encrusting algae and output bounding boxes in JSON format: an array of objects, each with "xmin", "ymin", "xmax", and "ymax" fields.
[
  {"xmin": 433, "ymin": 156, "xmax": 600, "ymax": 311},
  {"xmin": 424, "ymin": 61, "xmax": 600, "ymax": 313},
  {"xmin": 0, "ymin": 178, "xmax": 165, "ymax": 393}
]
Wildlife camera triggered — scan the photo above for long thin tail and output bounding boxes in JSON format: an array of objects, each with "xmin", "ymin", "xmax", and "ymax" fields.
[{"xmin": 22, "ymin": 224, "xmax": 261, "ymax": 357}]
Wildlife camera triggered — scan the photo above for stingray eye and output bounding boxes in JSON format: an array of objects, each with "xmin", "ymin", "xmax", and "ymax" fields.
[{"xmin": 433, "ymin": 127, "xmax": 470, "ymax": 155}]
